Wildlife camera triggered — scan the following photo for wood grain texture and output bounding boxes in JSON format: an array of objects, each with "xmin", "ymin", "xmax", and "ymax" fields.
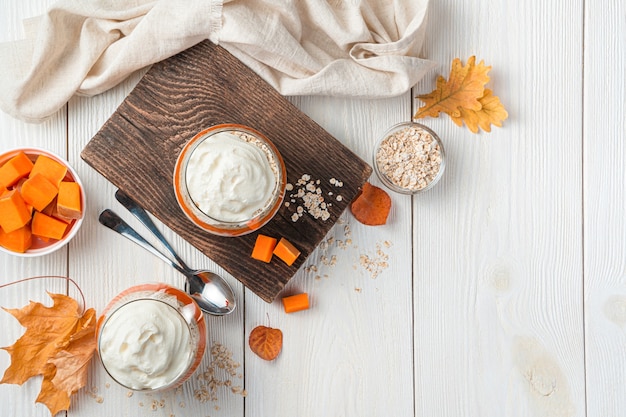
[
  {"xmin": 81, "ymin": 41, "xmax": 372, "ymax": 303},
  {"xmin": 0, "ymin": 3, "xmax": 72, "ymax": 417},
  {"xmin": 243, "ymin": 94, "xmax": 414, "ymax": 417},
  {"xmin": 4, "ymin": 0, "xmax": 626, "ymax": 416},
  {"xmin": 68, "ymin": 69, "xmax": 248, "ymax": 417},
  {"xmin": 412, "ymin": 1, "xmax": 585, "ymax": 416},
  {"xmin": 583, "ymin": 0, "xmax": 626, "ymax": 415}
]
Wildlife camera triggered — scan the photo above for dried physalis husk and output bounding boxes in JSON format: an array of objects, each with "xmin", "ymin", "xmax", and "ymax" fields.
[
  {"xmin": 350, "ymin": 182, "xmax": 391, "ymax": 226},
  {"xmin": 249, "ymin": 326, "xmax": 283, "ymax": 361}
]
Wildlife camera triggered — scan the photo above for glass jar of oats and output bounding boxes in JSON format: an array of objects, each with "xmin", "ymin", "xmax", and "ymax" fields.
[{"xmin": 373, "ymin": 122, "xmax": 446, "ymax": 194}]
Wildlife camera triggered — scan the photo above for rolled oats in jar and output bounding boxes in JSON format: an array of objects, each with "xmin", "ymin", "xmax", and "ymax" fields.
[{"xmin": 373, "ymin": 122, "xmax": 445, "ymax": 194}]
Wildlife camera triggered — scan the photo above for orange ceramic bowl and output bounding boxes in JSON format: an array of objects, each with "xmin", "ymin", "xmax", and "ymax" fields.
[
  {"xmin": 96, "ymin": 283, "xmax": 207, "ymax": 392},
  {"xmin": 0, "ymin": 147, "xmax": 86, "ymax": 257},
  {"xmin": 173, "ymin": 124, "xmax": 286, "ymax": 237}
]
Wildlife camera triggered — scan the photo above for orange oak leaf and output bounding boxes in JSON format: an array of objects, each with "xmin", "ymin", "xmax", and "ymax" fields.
[
  {"xmin": 450, "ymin": 89, "xmax": 509, "ymax": 133},
  {"xmin": 350, "ymin": 182, "xmax": 391, "ymax": 226},
  {"xmin": 249, "ymin": 325, "xmax": 283, "ymax": 361},
  {"xmin": 415, "ymin": 56, "xmax": 491, "ymax": 119},
  {"xmin": 1, "ymin": 293, "xmax": 97, "ymax": 416}
]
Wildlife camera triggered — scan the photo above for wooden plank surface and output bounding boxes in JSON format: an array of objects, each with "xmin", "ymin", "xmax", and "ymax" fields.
[
  {"xmin": 583, "ymin": 0, "xmax": 626, "ymax": 415},
  {"xmin": 2, "ymin": 1, "xmax": 626, "ymax": 417},
  {"xmin": 0, "ymin": 3, "xmax": 71, "ymax": 417},
  {"xmin": 412, "ymin": 1, "xmax": 586, "ymax": 416},
  {"xmin": 81, "ymin": 41, "xmax": 372, "ymax": 303}
]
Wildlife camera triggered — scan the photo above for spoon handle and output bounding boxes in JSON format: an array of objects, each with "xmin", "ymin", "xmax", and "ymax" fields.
[
  {"xmin": 114, "ymin": 189, "xmax": 189, "ymax": 270},
  {"xmin": 98, "ymin": 209, "xmax": 188, "ymax": 277}
]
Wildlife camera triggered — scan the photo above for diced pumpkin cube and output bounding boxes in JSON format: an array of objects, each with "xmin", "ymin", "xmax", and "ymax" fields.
[
  {"xmin": 20, "ymin": 173, "xmax": 58, "ymax": 212},
  {"xmin": 282, "ymin": 293, "xmax": 310, "ymax": 313},
  {"xmin": 251, "ymin": 234, "xmax": 278, "ymax": 263},
  {"xmin": 30, "ymin": 154, "xmax": 67, "ymax": 187},
  {"xmin": 56, "ymin": 181, "xmax": 82, "ymax": 219},
  {"xmin": 41, "ymin": 197, "xmax": 56, "ymax": 217},
  {"xmin": 0, "ymin": 190, "xmax": 32, "ymax": 233},
  {"xmin": 273, "ymin": 237, "xmax": 301, "ymax": 266},
  {"xmin": 31, "ymin": 211, "xmax": 68, "ymax": 240},
  {"xmin": 14, "ymin": 177, "xmax": 27, "ymax": 193},
  {"xmin": 0, "ymin": 225, "xmax": 32, "ymax": 253},
  {"xmin": 0, "ymin": 152, "xmax": 34, "ymax": 188}
]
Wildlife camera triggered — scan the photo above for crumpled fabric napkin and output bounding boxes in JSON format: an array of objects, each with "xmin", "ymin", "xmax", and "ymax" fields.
[{"xmin": 0, "ymin": 0, "xmax": 435, "ymax": 123}]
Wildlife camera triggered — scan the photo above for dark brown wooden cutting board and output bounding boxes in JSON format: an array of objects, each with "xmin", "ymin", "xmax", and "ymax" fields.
[{"xmin": 81, "ymin": 40, "xmax": 372, "ymax": 303}]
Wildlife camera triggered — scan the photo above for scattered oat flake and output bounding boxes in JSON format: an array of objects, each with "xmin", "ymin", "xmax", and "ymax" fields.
[
  {"xmin": 194, "ymin": 342, "xmax": 245, "ymax": 405},
  {"xmin": 358, "ymin": 241, "xmax": 391, "ymax": 279},
  {"xmin": 286, "ymin": 174, "xmax": 344, "ymax": 222}
]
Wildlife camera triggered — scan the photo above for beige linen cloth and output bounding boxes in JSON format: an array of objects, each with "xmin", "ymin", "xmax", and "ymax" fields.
[{"xmin": 0, "ymin": 0, "xmax": 435, "ymax": 123}]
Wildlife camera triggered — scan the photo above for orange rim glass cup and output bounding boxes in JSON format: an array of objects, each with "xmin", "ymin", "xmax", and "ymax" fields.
[
  {"xmin": 96, "ymin": 283, "xmax": 207, "ymax": 392},
  {"xmin": 173, "ymin": 124, "xmax": 286, "ymax": 237}
]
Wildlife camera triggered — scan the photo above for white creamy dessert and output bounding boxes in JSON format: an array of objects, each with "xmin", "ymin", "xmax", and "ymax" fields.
[
  {"xmin": 98, "ymin": 298, "xmax": 194, "ymax": 390},
  {"xmin": 185, "ymin": 131, "xmax": 277, "ymax": 223}
]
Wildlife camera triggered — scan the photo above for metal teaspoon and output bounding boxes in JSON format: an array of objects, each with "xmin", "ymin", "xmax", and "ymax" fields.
[{"xmin": 98, "ymin": 207, "xmax": 236, "ymax": 316}]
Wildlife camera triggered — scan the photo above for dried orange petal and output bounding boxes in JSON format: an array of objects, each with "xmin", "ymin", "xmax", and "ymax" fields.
[
  {"xmin": 249, "ymin": 325, "xmax": 283, "ymax": 361},
  {"xmin": 350, "ymin": 182, "xmax": 391, "ymax": 226}
]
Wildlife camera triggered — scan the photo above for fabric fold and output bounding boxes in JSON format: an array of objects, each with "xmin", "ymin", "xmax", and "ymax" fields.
[{"xmin": 0, "ymin": 0, "xmax": 434, "ymax": 123}]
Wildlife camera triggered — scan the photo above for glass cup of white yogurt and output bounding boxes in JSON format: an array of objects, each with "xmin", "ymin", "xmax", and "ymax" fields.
[
  {"xmin": 96, "ymin": 283, "xmax": 206, "ymax": 392},
  {"xmin": 173, "ymin": 124, "xmax": 286, "ymax": 237}
]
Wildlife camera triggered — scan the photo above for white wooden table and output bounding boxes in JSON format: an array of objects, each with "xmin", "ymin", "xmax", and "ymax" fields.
[{"xmin": 1, "ymin": 1, "xmax": 624, "ymax": 416}]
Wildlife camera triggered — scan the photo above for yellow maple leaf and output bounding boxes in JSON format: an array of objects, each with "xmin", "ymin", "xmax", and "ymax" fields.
[
  {"xmin": 414, "ymin": 56, "xmax": 508, "ymax": 133},
  {"xmin": 450, "ymin": 89, "xmax": 509, "ymax": 133},
  {"xmin": 1, "ymin": 293, "xmax": 97, "ymax": 416},
  {"xmin": 415, "ymin": 56, "xmax": 491, "ymax": 119}
]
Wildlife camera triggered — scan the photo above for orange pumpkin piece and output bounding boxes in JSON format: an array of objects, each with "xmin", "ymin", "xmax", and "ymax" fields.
[
  {"xmin": 30, "ymin": 154, "xmax": 67, "ymax": 187},
  {"xmin": 57, "ymin": 181, "xmax": 82, "ymax": 220},
  {"xmin": 350, "ymin": 182, "xmax": 391, "ymax": 226},
  {"xmin": 251, "ymin": 234, "xmax": 278, "ymax": 263},
  {"xmin": 282, "ymin": 293, "xmax": 309, "ymax": 313},
  {"xmin": 0, "ymin": 190, "xmax": 32, "ymax": 233},
  {"xmin": 41, "ymin": 197, "xmax": 57, "ymax": 217},
  {"xmin": 0, "ymin": 152, "xmax": 34, "ymax": 188},
  {"xmin": 273, "ymin": 237, "xmax": 301, "ymax": 266},
  {"xmin": 0, "ymin": 225, "xmax": 32, "ymax": 253},
  {"xmin": 31, "ymin": 212, "xmax": 68, "ymax": 240},
  {"xmin": 20, "ymin": 173, "xmax": 58, "ymax": 212}
]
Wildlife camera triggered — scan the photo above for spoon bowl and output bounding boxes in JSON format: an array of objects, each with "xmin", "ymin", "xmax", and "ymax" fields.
[
  {"xmin": 186, "ymin": 270, "xmax": 234, "ymax": 315},
  {"xmin": 98, "ymin": 208, "xmax": 236, "ymax": 316}
]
